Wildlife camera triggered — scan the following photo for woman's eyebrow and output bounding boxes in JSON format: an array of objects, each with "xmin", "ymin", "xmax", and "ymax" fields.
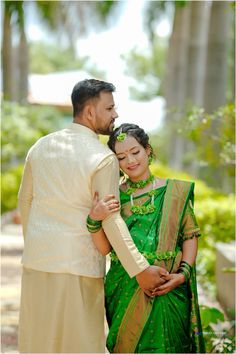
[{"xmin": 116, "ymin": 146, "xmax": 139, "ymax": 155}]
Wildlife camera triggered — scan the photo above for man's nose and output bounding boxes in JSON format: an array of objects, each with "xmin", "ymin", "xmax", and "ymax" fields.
[{"xmin": 113, "ymin": 109, "xmax": 118, "ymax": 119}]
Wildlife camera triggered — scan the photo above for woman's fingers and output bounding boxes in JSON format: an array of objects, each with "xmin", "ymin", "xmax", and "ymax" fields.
[
  {"xmin": 92, "ymin": 191, "xmax": 99, "ymax": 205},
  {"xmin": 103, "ymin": 194, "xmax": 116, "ymax": 202}
]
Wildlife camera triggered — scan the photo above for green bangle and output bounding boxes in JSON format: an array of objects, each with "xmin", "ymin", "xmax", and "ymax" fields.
[
  {"xmin": 87, "ymin": 215, "xmax": 102, "ymax": 226},
  {"xmin": 86, "ymin": 223, "xmax": 102, "ymax": 233},
  {"xmin": 177, "ymin": 268, "xmax": 190, "ymax": 282},
  {"xmin": 87, "ymin": 226, "xmax": 102, "ymax": 233},
  {"xmin": 180, "ymin": 260, "xmax": 192, "ymax": 270},
  {"xmin": 177, "ymin": 263, "xmax": 191, "ymax": 282},
  {"xmin": 86, "ymin": 215, "xmax": 102, "ymax": 233}
]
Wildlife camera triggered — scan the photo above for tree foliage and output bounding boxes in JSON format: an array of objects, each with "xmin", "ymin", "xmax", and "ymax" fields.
[
  {"xmin": 1, "ymin": 101, "xmax": 63, "ymax": 171},
  {"xmin": 180, "ymin": 104, "xmax": 235, "ymax": 189},
  {"xmin": 1, "ymin": 101, "xmax": 64, "ymax": 213},
  {"xmin": 122, "ymin": 39, "xmax": 167, "ymax": 100}
]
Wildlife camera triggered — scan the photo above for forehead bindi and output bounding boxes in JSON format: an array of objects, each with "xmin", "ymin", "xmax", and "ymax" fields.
[{"xmin": 115, "ymin": 136, "xmax": 141, "ymax": 155}]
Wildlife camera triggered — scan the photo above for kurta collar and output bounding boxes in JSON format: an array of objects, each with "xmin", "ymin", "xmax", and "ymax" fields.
[{"xmin": 69, "ymin": 123, "xmax": 99, "ymax": 140}]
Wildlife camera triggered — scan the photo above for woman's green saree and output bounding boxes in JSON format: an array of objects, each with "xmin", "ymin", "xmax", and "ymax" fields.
[{"xmin": 105, "ymin": 179, "xmax": 205, "ymax": 353}]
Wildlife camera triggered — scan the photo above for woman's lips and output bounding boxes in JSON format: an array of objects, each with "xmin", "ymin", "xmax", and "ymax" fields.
[{"xmin": 127, "ymin": 164, "xmax": 139, "ymax": 170}]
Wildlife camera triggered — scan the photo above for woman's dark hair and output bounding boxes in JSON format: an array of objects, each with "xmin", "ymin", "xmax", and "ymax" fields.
[
  {"xmin": 108, "ymin": 123, "xmax": 155, "ymax": 159},
  {"xmin": 71, "ymin": 79, "xmax": 115, "ymax": 117}
]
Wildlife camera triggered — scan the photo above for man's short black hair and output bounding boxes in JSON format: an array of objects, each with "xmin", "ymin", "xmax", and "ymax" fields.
[{"xmin": 71, "ymin": 79, "xmax": 116, "ymax": 117}]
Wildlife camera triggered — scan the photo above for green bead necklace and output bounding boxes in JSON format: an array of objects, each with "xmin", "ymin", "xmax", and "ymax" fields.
[
  {"xmin": 125, "ymin": 174, "xmax": 154, "ymax": 195},
  {"xmin": 125, "ymin": 174, "xmax": 157, "ymax": 215}
]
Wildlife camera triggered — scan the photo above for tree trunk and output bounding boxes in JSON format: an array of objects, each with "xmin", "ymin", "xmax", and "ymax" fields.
[
  {"xmin": 18, "ymin": 27, "xmax": 29, "ymax": 103},
  {"xmin": 186, "ymin": 1, "xmax": 211, "ymax": 106},
  {"xmin": 2, "ymin": 6, "xmax": 13, "ymax": 101},
  {"xmin": 185, "ymin": 1, "xmax": 211, "ymax": 175},
  {"xmin": 164, "ymin": 4, "xmax": 191, "ymax": 170},
  {"xmin": 204, "ymin": 1, "xmax": 231, "ymax": 113}
]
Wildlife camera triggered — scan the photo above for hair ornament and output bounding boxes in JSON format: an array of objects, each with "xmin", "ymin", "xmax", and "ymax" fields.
[{"xmin": 116, "ymin": 132, "xmax": 127, "ymax": 142}]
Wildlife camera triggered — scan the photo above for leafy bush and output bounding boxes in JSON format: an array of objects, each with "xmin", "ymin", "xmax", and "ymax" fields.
[
  {"xmin": 1, "ymin": 101, "xmax": 63, "ymax": 172},
  {"xmin": 151, "ymin": 162, "xmax": 235, "ymax": 295},
  {"xmin": 1, "ymin": 165, "xmax": 24, "ymax": 214},
  {"xmin": 200, "ymin": 305, "xmax": 235, "ymax": 353},
  {"xmin": 1, "ymin": 101, "xmax": 64, "ymax": 213}
]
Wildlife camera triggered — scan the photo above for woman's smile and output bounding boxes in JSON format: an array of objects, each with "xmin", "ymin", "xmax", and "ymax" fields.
[{"xmin": 127, "ymin": 164, "xmax": 139, "ymax": 170}]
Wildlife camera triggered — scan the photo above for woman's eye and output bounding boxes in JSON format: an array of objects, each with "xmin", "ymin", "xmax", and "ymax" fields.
[
  {"xmin": 133, "ymin": 151, "xmax": 139, "ymax": 155},
  {"xmin": 118, "ymin": 157, "xmax": 125, "ymax": 161}
]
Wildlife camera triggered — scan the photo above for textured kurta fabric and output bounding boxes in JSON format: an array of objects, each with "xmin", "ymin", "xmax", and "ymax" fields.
[
  {"xmin": 105, "ymin": 180, "xmax": 205, "ymax": 353},
  {"xmin": 18, "ymin": 268, "xmax": 105, "ymax": 353},
  {"xmin": 18, "ymin": 123, "xmax": 149, "ymax": 277}
]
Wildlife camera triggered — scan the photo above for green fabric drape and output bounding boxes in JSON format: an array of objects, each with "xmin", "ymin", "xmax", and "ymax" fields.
[{"xmin": 105, "ymin": 179, "xmax": 205, "ymax": 353}]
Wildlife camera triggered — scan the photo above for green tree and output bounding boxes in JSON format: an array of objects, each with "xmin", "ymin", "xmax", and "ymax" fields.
[
  {"xmin": 29, "ymin": 41, "xmax": 106, "ymax": 78},
  {"xmin": 122, "ymin": 38, "xmax": 167, "ymax": 100},
  {"xmin": 137, "ymin": 0, "xmax": 235, "ymax": 191},
  {"xmin": 1, "ymin": 101, "xmax": 64, "ymax": 213},
  {"xmin": 2, "ymin": 0, "xmax": 120, "ymax": 102},
  {"xmin": 180, "ymin": 104, "xmax": 235, "ymax": 192},
  {"xmin": 1, "ymin": 101, "xmax": 63, "ymax": 171}
]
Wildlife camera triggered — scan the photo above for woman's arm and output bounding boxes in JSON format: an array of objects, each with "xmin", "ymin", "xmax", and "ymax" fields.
[
  {"xmin": 91, "ymin": 229, "xmax": 112, "ymax": 256},
  {"xmin": 182, "ymin": 236, "xmax": 198, "ymax": 266},
  {"xmin": 88, "ymin": 192, "xmax": 120, "ymax": 256}
]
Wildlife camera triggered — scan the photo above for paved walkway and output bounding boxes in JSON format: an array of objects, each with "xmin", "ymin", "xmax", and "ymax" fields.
[
  {"xmin": 0, "ymin": 223, "xmax": 229, "ymax": 353},
  {"xmin": 1, "ymin": 224, "xmax": 23, "ymax": 354}
]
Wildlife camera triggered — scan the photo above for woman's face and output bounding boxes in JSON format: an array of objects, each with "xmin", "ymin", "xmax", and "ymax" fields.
[{"xmin": 114, "ymin": 136, "xmax": 150, "ymax": 181}]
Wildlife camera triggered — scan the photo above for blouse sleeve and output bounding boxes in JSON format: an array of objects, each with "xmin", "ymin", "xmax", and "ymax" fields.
[{"xmin": 180, "ymin": 200, "xmax": 201, "ymax": 241}]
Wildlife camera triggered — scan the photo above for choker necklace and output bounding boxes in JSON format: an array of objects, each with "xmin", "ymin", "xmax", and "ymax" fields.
[
  {"xmin": 124, "ymin": 174, "xmax": 157, "ymax": 215},
  {"xmin": 125, "ymin": 174, "xmax": 154, "ymax": 196}
]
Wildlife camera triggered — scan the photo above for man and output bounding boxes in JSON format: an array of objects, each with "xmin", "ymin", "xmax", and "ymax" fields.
[{"xmin": 18, "ymin": 79, "xmax": 166, "ymax": 353}]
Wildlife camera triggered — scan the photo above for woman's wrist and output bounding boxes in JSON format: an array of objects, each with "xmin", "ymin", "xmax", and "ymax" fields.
[
  {"xmin": 88, "ymin": 212, "xmax": 101, "ymax": 221},
  {"xmin": 176, "ymin": 273, "xmax": 185, "ymax": 285},
  {"xmin": 177, "ymin": 260, "xmax": 192, "ymax": 282},
  {"xmin": 86, "ymin": 215, "xmax": 102, "ymax": 233}
]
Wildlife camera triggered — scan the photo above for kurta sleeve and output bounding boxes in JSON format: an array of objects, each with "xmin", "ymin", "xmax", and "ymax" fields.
[
  {"xmin": 18, "ymin": 156, "xmax": 33, "ymax": 240},
  {"xmin": 92, "ymin": 155, "xmax": 149, "ymax": 278},
  {"xmin": 180, "ymin": 200, "xmax": 201, "ymax": 241}
]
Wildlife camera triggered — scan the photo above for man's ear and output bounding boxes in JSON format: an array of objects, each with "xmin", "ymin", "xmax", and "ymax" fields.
[{"xmin": 84, "ymin": 103, "xmax": 95, "ymax": 122}]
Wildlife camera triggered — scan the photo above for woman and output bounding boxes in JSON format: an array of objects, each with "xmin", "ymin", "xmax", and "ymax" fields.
[{"xmin": 87, "ymin": 123, "xmax": 205, "ymax": 353}]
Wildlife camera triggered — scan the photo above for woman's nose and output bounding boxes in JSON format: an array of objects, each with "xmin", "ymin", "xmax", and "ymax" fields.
[{"xmin": 127, "ymin": 154, "xmax": 136, "ymax": 163}]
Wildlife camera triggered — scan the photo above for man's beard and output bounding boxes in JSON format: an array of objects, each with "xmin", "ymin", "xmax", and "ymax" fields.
[{"xmin": 98, "ymin": 122, "xmax": 114, "ymax": 135}]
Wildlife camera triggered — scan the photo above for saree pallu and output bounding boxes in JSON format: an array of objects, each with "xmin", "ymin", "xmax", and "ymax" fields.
[{"xmin": 105, "ymin": 179, "xmax": 205, "ymax": 353}]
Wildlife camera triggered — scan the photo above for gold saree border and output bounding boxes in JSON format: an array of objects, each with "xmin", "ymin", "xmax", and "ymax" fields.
[
  {"xmin": 155, "ymin": 179, "xmax": 194, "ymax": 272},
  {"xmin": 114, "ymin": 288, "xmax": 153, "ymax": 353}
]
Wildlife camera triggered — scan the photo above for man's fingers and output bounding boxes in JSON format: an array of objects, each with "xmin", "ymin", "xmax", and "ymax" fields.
[
  {"xmin": 142, "ymin": 289, "xmax": 153, "ymax": 297},
  {"xmin": 162, "ymin": 274, "xmax": 172, "ymax": 281},
  {"xmin": 158, "ymin": 268, "xmax": 169, "ymax": 276}
]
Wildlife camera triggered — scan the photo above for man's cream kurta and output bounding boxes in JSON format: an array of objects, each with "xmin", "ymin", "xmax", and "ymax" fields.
[{"xmin": 18, "ymin": 123, "xmax": 149, "ymax": 353}]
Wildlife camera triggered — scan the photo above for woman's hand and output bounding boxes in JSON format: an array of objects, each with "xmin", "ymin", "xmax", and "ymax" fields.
[
  {"xmin": 150, "ymin": 273, "xmax": 185, "ymax": 297},
  {"xmin": 89, "ymin": 192, "xmax": 120, "ymax": 221}
]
